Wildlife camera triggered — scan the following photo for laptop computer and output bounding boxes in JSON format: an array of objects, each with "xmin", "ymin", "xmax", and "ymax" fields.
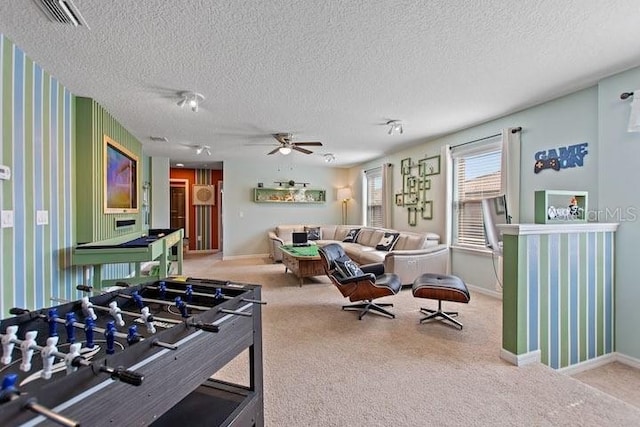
[{"xmin": 292, "ymin": 231, "xmax": 310, "ymax": 247}]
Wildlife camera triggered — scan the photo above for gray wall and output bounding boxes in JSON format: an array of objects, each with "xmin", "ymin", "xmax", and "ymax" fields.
[
  {"xmin": 597, "ymin": 66, "xmax": 640, "ymax": 359},
  {"xmin": 223, "ymin": 157, "xmax": 348, "ymax": 257}
]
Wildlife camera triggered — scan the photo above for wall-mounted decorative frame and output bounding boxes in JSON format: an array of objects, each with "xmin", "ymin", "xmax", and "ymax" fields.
[
  {"xmin": 253, "ymin": 187, "xmax": 326, "ymax": 203},
  {"xmin": 193, "ymin": 184, "xmax": 216, "ymax": 205},
  {"xmin": 494, "ymin": 196, "xmax": 506, "ymax": 214},
  {"xmin": 395, "ymin": 193, "xmax": 403, "ymax": 206},
  {"xmin": 408, "ymin": 207, "xmax": 418, "ymax": 226},
  {"xmin": 104, "ymin": 135, "xmax": 139, "ymax": 214},
  {"xmin": 418, "ymin": 155, "xmax": 441, "ymax": 176},
  {"xmin": 421, "ymin": 200, "xmax": 433, "ymax": 220},
  {"xmin": 400, "ymin": 158, "xmax": 413, "ymax": 175}
]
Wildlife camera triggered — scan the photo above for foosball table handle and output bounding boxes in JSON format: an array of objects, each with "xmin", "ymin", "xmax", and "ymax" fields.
[
  {"xmin": 241, "ymin": 298, "xmax": 267, "ymax": 305},
  {"xmin": 24, "ymin": 398, "xmax": 79, "ymax": 427},
  {"xmin": 99, "ymin": 365, "xmax": 144, "ymax": 386},
  {"xmin": 190, "ymin": 322, "xmax": 219, "ymax": 333},
  {"xmin": 219, "ymin": 308, "xmax": 252, "ymax": 317}
]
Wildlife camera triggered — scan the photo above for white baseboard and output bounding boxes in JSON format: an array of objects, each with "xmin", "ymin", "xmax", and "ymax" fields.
[
  {"xmin": 467, "ymin": 283, "xmax": 503, "ymax": 300},
  {"xmin": 500, "ymin": 348, "xmax": 541, "ymax": 366},
  {"xmin": 614, "ymin": 352, "xmax": 640, "ymax": 369},
  {"xmin": 558, "ymin": 353, "xmax": 617, "ymax": 375},
  {"xmin": 223, "ymin": 253, "xmax": 269, "ymax": 261}
]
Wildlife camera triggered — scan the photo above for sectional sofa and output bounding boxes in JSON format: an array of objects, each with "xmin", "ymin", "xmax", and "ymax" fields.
[{"xmin": 267, "ymin": 224, "xmax": 449, "ymax": 285}]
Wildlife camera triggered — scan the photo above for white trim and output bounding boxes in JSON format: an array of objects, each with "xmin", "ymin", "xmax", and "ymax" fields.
[
  {"xmin": 615, "ymin": 352, "xmax": 640, "ymax": 369},
  {"xmin": 500, "ymin": 349, "xmax": 541, "ymax": 366},
  {"xmin": 499, "ymin": 222, "xmax": 619, "ymax": 236},
  {"xmin": 557, "ymin": 353, "xmax": 616, "ymax": 375},
  {"xmin": 467, "ymin": 283, "xmax": 502, "ymax": 300}
]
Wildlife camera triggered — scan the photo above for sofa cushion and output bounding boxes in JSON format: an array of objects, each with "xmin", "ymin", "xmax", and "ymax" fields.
[
  {"xmin": 334, "ymin": 255, "xmax": 364, "ymax": 279},
  {"xmin": 342, "ymin": 228, "xmax": 361, "ymax": 242},
  {"xmin": 356, "ymin": 228, "xmax": 386, "ymax": 248},
  {"xmin": 305, "ymin": 226, "xmax": 321, "ymax": 240},
  {"xmin": 276, "ymin": 225, "xmax": 305, "ymax": 239},
  {"xmin": 394, "ymin": 234, "xmax": 426, "ymax": 250},
  {"xmin": 375, "ymin": 232, "xmax": 400, "ymax": 251}
]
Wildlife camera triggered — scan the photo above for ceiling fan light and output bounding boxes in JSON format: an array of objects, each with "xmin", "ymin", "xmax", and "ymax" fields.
[
  {"xmin": 196, "ymin": 147, "xmax": 204, "ymax": 155},
  {"xmin": 279, "ymin": 146, "xmax": 292, "ymax": 155},
  {"xmin": 324, "ymin": 153, "xmax": 336, "ymax": 163},
  {"xmin": 177, "ymin": 98, "xmax": 187, "ymax": 108}
]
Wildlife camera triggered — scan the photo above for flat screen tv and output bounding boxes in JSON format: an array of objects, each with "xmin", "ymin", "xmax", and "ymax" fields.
[
  {"xmin": 481, "ymin": 195, "xmax": 510, "ymax": 255},
  {"xmin": 104, "ymin": 136, "xmax": 139, "ymax": 214}
]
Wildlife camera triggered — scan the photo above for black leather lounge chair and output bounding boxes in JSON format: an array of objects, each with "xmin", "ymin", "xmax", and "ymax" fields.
[{"xmin": 318, "ymin": 243, "xmax": 402, "ymax": 320}]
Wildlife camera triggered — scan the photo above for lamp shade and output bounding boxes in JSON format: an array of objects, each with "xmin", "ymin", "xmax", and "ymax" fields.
[{"xmin": 337, "ymin": 187, "xmax": 352, "ymax": 201}]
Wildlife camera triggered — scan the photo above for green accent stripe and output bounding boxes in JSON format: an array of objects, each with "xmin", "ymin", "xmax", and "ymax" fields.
[
  {"xmin": 42, "ymin": 72, "xmax": 52, "ymax": 308},
  {"xmin": 559, "ymin": 233, "xmax": 569, "ymax": 368},
  {"xmin": 596, "ymin": 232, "xmax": 604, "ymax": 356},
  {"xmin": 25, "ymin": 56, "xmax": 35, "ymax": 308},
  {"xmin": 579, "ymin": 233, "xmax": 588, "ymax": 361},
  {"xmin": 516, "ymin": 236, "xmax": 528, "ymax": 353},
  {"xmin": 539, "ymin": 234, "xmax": 549, "ymax": 365},
  {"xmin": 2, "ymin": 39, "xmax": 15, "ymax": 312}
]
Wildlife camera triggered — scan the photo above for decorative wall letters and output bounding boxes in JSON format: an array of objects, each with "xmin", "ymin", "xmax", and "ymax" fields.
[{"xmin": 533, "ymin": 143, "xmax": 588, "ymax": 173}]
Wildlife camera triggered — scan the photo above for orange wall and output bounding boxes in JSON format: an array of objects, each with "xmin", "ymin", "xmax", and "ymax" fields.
[{"xmin": 170, "ymin": 169, "xmax": 222, "ymax": 251}]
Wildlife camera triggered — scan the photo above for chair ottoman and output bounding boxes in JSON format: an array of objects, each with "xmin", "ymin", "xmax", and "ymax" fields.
[{"xmin": 412, "ymin": 273, "xmax": 470, "ymax": 330}]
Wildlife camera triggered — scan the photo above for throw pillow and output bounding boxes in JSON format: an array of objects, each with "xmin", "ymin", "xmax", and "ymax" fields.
[
  {"xmin": 342, "ymin": 228, "xmax": 361, "ymax": 243},
  {"xmin": 305, "ymin": 226, "xmax": 321, "ymax": 241},
  {"xmin": 375, "ymin": 232, "xmax": 400, "ymax": 251},
  {"xmin": 334, "ymin": 256, "xmax": 364, "ymax": 279}
]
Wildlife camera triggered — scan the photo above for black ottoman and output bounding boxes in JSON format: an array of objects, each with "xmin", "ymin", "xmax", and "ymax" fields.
[{"xmin": 412, "ymin": 273, "xmax": 471, "ymax": 330}]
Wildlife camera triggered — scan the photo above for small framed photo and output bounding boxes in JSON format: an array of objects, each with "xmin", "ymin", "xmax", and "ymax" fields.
[
  {"xmin": 401, "ymin": 158, "xmax": 412, "ymax": 175},
  {"xmin": 419, "ymin": 155, "xmax": 441, "ymax": 176},
  {"xmin": 395, "ymin": 193, "xmax": 404, "ymax": 206},
  {"xmin": 421, "ymin": 200, "xmax": 433, "ymax": 220}
]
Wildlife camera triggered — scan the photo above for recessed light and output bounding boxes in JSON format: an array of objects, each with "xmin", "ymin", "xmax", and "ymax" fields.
[{"xmin": 176, "ymin": 163, "xmax": 184, "ymax": 167}]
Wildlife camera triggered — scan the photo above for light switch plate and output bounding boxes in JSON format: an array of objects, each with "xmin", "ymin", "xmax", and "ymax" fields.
[
  {"xmin": 36, "ymin": 210, "xmax": 49, "ymax": 225},
  {"xmin": 0, "ymin": 165, "xmax": 10, "ymax": 180},
  {"xmin": 1, "ymin": 210, "xmax": 13, "ymax": 228}
]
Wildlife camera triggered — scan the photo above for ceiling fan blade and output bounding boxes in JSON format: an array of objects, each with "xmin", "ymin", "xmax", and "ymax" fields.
[
  {"xmin": 272, "ymin": 133, "xmax": 289, "ymax": 144},
  {"xmin": 292, "ymin": 146, "xmax": 313, "ymax": 154},
  {"xmin": 293, "ymin": 142, "xmax": 322, "ymax": 146},
  {"xmin": 267, "ymin": 147, "xmax": 281, "ymax": 155}
]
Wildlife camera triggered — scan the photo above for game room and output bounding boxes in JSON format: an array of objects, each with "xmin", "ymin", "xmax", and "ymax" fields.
[{"xmin": 2, "ymin": 2, "xmax": 640, "ymax": 425}]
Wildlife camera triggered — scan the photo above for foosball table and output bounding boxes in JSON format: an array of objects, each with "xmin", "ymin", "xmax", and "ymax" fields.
[{"xmin": 0, "ymin": 277, "xmax": 264, "ymax": 426}]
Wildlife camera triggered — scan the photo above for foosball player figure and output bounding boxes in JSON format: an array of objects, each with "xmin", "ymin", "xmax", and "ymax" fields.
[
  {"xmin": 41, "ymin": 336, "xmax": 59, "ymax": 380},
  {"xmin": 108, "ymin": 301, "xmax": 125, "ymax": 327},
  {"xmin": 81, "ymin": 296, "xmax": 97, "ymax": 321},
  {"xmin": 0, "ymin": 374, "xmax": 19, "ymax": 403},
  {"xmin": 159, "ymin": 281, "xmax": 167, "ymax": 299},
  {"xmin": 105, "ymin": 321, "xmax": 116, "ymax": 355},
  {"xmin": 65, "ymin": 342, "xmax": 82, "ymax": 374},
  {"xmin": 65, "ymin": 312, "xmax": 77, "ymax": 344},
  {"xmin": 140, "ymin": 307, "xmax": 156, "ymax": 334},
  {"xmin": 20, "ymin": 330, "xmax": 38, "ymax": 372},
  {"xmin": 132, "ymin": 291, "xmax": 145, "ymax": 309},
  {"xmin": 185, "ymin": 285, "xmax": 193, "ymax": 303},
  {"xmin": 84, "ymin": 317, "xmax": 96, "ymax": 349},
  {"xmin": 127, "ymin": 325, "xmax": 141, "ymax": 346},
  {"xmin": 214, "ymin": 288, "xmax": 224, "ymax": 300},
  {"xmin": 1, "ymin": 325, "xmax": 18, "ymax": 365},
  {"xmin": 174, "ymin": 297, "xmax": 189, "ymax": 318},
  {"xmin": 48, "ymin": 308, "xmax": 59, "ymax": 337}
]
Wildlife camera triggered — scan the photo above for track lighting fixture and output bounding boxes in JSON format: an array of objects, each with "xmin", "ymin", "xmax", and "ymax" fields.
[
  {"xmin": 177, "ymin": 91, "xmax": 205, "ymax": 112},
  {"xmin": 324, "ymin": 153, "xmax": 336, "ymax": 163},
  {"xmin": 278, "ymin": 146, "xmax": 292, "ymax": 155},
  {"xmin": 195, "ymin": 145, "xmax": 211, "ymax": 156},
  {"xmin": 387, "ymin": 120, "xmax": 403, "ymax": 135}
]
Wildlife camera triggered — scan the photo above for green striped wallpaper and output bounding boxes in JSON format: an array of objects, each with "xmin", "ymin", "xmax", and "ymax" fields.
[{"xmin": 0, "ymin": 34, "xmax": 83, "ymax": 318}]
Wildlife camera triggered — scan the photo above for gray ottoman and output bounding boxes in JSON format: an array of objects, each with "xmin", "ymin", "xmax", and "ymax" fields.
[{"xmin": 412, "ymin": 273, "xmax": 471, "ymax": 330}]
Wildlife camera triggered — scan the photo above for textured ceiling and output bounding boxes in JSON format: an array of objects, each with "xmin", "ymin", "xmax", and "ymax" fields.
[{"xmin": 1, "ymin": 1, "xmax": 640, "ymax": 168}]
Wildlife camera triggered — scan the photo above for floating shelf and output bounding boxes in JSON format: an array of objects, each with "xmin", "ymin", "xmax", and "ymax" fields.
[{"xmin": 253, "ymin": 187, "xmax": 326, "ymax": 203}]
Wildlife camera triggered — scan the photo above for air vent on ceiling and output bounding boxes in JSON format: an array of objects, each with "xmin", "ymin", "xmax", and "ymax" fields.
[
  {"xmin": 33, "ymin": 0, "xmax": 89, "ymax": 28},
  {"xmin": 150, "ymin": 136, "xmax": 169, "ymax": 143}
]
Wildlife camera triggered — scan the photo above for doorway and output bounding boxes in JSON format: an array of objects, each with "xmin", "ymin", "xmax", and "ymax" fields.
[{"xmin": 170, "ymin": 179, "xmax": 189, "ymax": 243}]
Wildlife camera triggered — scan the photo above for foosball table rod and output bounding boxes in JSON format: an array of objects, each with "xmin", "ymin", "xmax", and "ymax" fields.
[{"xmin": 24, "ymin": 398, "xmax": 80, "ymax": 427}]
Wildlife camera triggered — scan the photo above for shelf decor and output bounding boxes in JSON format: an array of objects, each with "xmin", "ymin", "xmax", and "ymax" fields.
[
  {"xmin": 253, "ymin": 187, "xmax": 326, "ymax": 204},
  {"xmin": 534, "ymin": 190, "xmax": 588, "ymax": 224}
]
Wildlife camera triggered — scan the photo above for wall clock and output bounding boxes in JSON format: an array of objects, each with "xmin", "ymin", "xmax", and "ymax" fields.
[{"xmin": 193, "ymin": 184, "xmax": 215, "ymax": 205}]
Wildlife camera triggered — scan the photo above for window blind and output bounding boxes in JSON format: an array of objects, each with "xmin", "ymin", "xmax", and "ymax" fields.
[
  {"xmin": 365, "ymin": 167, "xmax": 383, "ymax": 227},
  {"xmin": 452, "ymin": 137, "xmax": 503, "ymax": 247}
]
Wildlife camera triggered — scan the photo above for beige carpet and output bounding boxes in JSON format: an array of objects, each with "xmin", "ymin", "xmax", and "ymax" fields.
[{"xmin": 182, "ymin": 253, "xmax": 640, "ymax": 426}]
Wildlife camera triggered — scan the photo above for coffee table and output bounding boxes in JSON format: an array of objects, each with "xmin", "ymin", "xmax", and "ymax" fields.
[{"xmin": 279, "ymin": 244, "xmax": 326, "ymax": 286}]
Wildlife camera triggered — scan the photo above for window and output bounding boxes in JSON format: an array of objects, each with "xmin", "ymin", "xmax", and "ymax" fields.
[
  {"xmin": 452, "ymin": 136, "xmax": 503, "ymax": 248},
  {"xmin": 364, "ymin": 167, "xmax": 383, "ymax": 227}
]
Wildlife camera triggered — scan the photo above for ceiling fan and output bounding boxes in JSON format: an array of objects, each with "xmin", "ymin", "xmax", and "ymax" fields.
[{"xmin": 267, "ymin": 133, "xmax": 322, "ymax": 155}]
